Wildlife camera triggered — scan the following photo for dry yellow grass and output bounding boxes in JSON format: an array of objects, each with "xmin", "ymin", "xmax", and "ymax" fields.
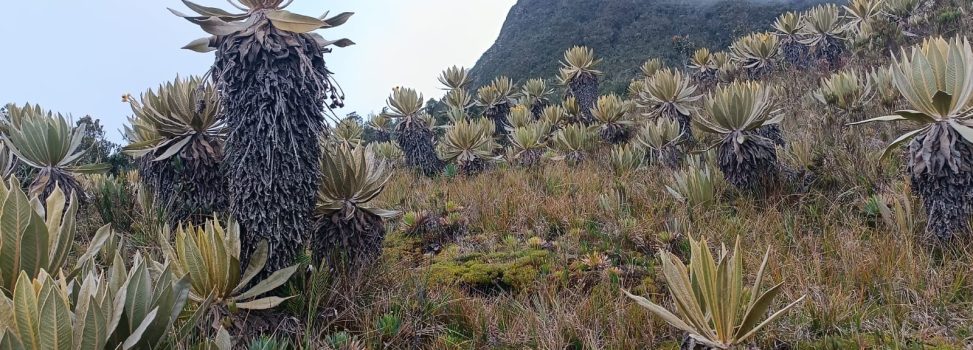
[
  {"xmin": 349, "ymin": 28, "xmax": 973, "ymax": 348},
  {"xmin": 367, "ymin": 136, "xmax": 973, "ymax": 348},
  {"xmin": 64, "ymin": 4, "xmax": 973, "ymax": 349}
]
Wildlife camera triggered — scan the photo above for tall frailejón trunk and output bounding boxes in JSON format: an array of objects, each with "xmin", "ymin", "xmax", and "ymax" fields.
[
  {"xmin": 213, "ymin": 21, "xmax": 338, "ymax": 273},
  {"xmin": 569, "ymin": 73, "xmax": 599, "ymax": 125},
  {"xmin": 908, "ymin": 124, "xmax": 973, "ymax": 241},
  {"xmin": 397, "ymin": 120, "xmax": 444, "ymax": 177},
  {"xmin": 168, "ymin": 150, "xmax": 228, "ymax": 227},
  {"xmin": 139, "ymin": 156, "xmax": 179, "ymax": 212},
  {"xmin": 673, "ymin": 112, "xmax": 696, "ymax": 146},
  {"xmin": 485, "ymin": 103, "xmax": 511, "ymax": 138}
]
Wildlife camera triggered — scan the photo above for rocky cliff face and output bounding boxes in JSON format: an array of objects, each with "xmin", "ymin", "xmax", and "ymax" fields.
[{"xmin": 469, "ymin": 0, "xmax": 831, "ymax": 92}]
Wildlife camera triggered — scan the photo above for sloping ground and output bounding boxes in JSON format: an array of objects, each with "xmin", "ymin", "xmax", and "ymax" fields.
[
  {"xmin": 359, "ymin": 2, "xmax": 973, "ymax": 349},
  {"xmin": 22, "ymin": 0, "xmax": 973, "ymax": 348},
  {"xmin": 469, "ymin": 0, "xmax": 832, "ymax": 92}
]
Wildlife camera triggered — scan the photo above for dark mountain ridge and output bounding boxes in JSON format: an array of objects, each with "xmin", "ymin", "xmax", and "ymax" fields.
[{"xmin": 470, "ymin": 0, "xmax": 833, "ymax": 92}]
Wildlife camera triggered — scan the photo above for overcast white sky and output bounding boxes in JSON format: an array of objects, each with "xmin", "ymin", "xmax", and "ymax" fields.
[{"xmin": 0, "ymin": 1, "xmax": 515, "ymax": 142}]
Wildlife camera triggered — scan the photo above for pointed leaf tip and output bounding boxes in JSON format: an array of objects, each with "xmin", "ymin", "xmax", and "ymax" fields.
[{"xmin": 267, "ymin": 10, "xmax": 327, "ymax": 33}]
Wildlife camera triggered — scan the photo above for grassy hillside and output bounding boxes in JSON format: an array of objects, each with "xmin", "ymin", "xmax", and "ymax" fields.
[
  {"xmin": 5, "ymin": 0, "xmax": 973, "ymax": 349},
  {"xmin": 469, "ymin": 0, "xmax": 833, "ymax": 92}
]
